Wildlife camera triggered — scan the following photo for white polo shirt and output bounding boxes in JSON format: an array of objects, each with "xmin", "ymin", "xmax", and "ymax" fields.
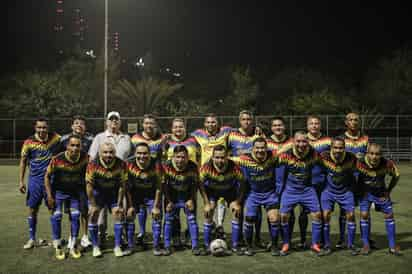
[{"xmin": 88, "ymin": 130, "xmax": 131, "ymax": 161}]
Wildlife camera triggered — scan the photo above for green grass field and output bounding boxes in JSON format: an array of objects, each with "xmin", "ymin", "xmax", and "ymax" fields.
[{"xmin": 0, "ymin": 164, "xmax": 411, "ymax": 274}]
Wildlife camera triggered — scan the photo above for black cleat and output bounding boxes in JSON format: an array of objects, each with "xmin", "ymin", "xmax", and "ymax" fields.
[
  {"xmin": 163, "ymin": 247, "xmax": 172, "ymax": 256},
  {"xmin": 360, "ymin": 245, "xmax": 370, "ymax": 256},
  {"xmin": 271, "ymin": 246, "xmax": 280, "ymax": 256},
  {"xmin": 192, "ymin": 247, "xmax": 201, "ymax": 256},
  {"xmin": 153, "ymin": 247, "xmax": 162, "ymax": 256},
  {"xmin": 243, "ymin": 247, "xmax": 255, "ymax": 256},
  {"xmin": 369, "ymin": 239, "xmax": 378, "ymax": 250},
  {"xmin": 254, "ymin": 238, "xmax": 267, "ymax": 249},
  {"xmin": 322, "ymin": 247, "xmax": 332, "ymax": 256},
  {"xmin": 348, "ymin": 246, "xmax": 360, "ymax": 256},
  {"xmin": 389, "ymin": 247, "xmax": 402, "ymax": 256},
  {"xmin": 335, "ymin": 240, "xmax": 345, "ymax": 249},
  {"xmin": 231, "ymin": 247, "xmax": 243, "ymax": 256},
  {"xmin": 297, "ymin": 242, "xmax": 309, "ymax": 250}
]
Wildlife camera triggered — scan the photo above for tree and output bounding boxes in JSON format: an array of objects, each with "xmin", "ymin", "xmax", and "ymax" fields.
[{"xmin": 225, "ymin": 66, "xmax": 258, "ymax": 112}]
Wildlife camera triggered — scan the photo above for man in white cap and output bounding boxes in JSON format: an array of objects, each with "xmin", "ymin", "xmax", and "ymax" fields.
[{"xmin": 88, "ymin": 111, "xmax": 132, "ymax": 243}]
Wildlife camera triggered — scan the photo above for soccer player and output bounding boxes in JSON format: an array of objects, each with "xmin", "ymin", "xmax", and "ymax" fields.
[
  {"xmin": 125, "ymin": 142, "xmax": 163, "ymax": 256},
  {"xmin": 267, "ymin": 116, "xmax": 294, "ymax": 153},
  {"xmin": 319, "ymin": 137, "xmax": 359, "ymax": 255},
  {"xmin": 86, "ymin": 142, "xmax": 128, "ymax": 257},
  {"xmin": 278, "ymin": 131, "xmax": 323, "ymax": 256},
  {"xmin": 60, "ymin": 115, "xmax": 94, "ymax": 248},
  {"xmin": 357, "ymin": 143, "xmax": 401, "ymax": 256},
  {"xmin": 199, "ymin": 145, "xmax": 246, "ymax": 254},
  {"xmin": 162, "ymin": 145, "xmax": 201, "ymax": 256},
  {"xmin": 44, "ymin": 135, "xmax": 88, "ymax": 259},
  {"xmin": 232, "ymin": 137, "xmax": 281, "ymax": 256},
  {"xmin": 19, "ymin": 118, "xmax": 61, "ymax": 249}
]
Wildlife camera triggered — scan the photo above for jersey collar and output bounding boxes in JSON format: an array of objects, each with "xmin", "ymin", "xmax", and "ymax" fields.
[
  {"xmin": 99, "ymin": 157, "xmax": 116, "ymax": 169},
  {"xmin": 64, "ymin": 151, "xmax": 80, "ymax": 163},
  {"xmin": 213, "ymin": 161, "xmax": 228, "ymax": 173},
  {"xmin": 307, "ymin": 132, "xmax": 322, "ymax": 141},
  {"xmin": 270, "ymin": 134, "xmax": 287, "ymax": 143},
  {"xmin": 34, "ymin": 133, "xmax": 49, "ymax": 143},
  {"xmin": 345, "ymin": 131, "xmax": 361, "ymax": 140},
  {"xmin": 330, "ymin": 151, "xmax": 346, "ymax": 164},
  {"xmin": 293, "ymin": 146, "xmax": 310, "ymax": 159}
]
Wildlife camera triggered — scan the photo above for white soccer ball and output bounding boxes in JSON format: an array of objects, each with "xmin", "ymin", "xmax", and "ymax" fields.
[{"xmin": 210, "ymin": 238, "xmax": 228, "ymax": 257}]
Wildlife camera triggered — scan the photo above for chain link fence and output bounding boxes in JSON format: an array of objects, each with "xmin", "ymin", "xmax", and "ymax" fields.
[{"xmin": 1, "ymin": 115, "xmax": 412, "ymax": 160}]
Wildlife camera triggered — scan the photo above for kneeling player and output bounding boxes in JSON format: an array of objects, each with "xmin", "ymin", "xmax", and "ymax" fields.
[
  {"xmin": 162, "ymin": 145, "xmax": 200, "ymax": 256},
  {"xmin": 45, "ymin": 135, "xmax": 88, "ymax": 259},
  {"xmin": 125, "ymin": 142, "xmax": 163, "ymax": 256},
  {"xmin": 199, "ymin": 145, "xmax": 245, "ymax": 254},
  {"xmin": 357, "ymin": 143, "xmax": 401, "ymax": 255},
  {"xmin": 319, "ymin": 137, "xmax": 358, "ymax": 255},
  {"xmin": 232, "ymin": 137, "xmax": 281, "ymax": 256},
  {"xmin": 86, "ymin": 142, "xmax": 128, "ymax": 257}
]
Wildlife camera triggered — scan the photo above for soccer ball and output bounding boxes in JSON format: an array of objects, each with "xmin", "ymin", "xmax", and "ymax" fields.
[{"xmin": 210, "ymin": 239, "xmax": 228, "ymax": 257}]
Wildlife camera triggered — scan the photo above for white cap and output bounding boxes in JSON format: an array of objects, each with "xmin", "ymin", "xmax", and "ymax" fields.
[{"xmin": 107, "ymin": 111, "xmax": 120, "ymax": 120}]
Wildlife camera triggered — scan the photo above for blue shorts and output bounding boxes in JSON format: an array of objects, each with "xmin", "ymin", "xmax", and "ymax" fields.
[
  {"xmin": 280, "ymin": 187, "xmax": 321, "ymax": 214},
  {"xmin": 165, "ymin": 200, "xmax": 196, "ymax": 221},
  {"xmin": 360, "ymin": 193, "xmax": 393, "ymax": 215},
  {"xmin": 321, "ymin": 190, "xmax": 355, "ymax": 213},
  {"xmin": 26, "ymin": 177, "xmax": 48, "ymax": 209},
  {"xmin": 54, "ymin": 192, "xmax": 80, "ymax": 213},
  {"xmin": 134, "ymin": 197, "xmax": 155, "ymax": 212},
  {"xmin": 206, "ymin": 187, "xmax": 237, "ymax": 204},
  {"xmin": 92, "ymin": 191, "xmax": 118, "ymax": 209},
  {"xmin": 245, "ymin": 191, "xmax": 279, "ymax": 218}
]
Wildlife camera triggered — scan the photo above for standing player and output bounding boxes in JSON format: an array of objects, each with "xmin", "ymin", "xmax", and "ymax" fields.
[
  {"xmin": 199, "ymin": 145, "xmax": 246, "ymax": 254},
  {"xmin": 278, "ymin": 131, "xmax": 323, "ymax": 256},
  {"xmin": 44, "ymin": 135, "xmax": 88, "ymax": 259},
  {"xmin": 86, "ymin": 142, "xmax": 128, "ymax": 257},
  {"xmin": 357, "ymin": 143, "xmax": 401, "ymax": 255},
  {"xmin": 125, "ymin": 142, "xmax": 163, "ymax": 256},
  {"xmin": 19, "ymin": 118, "xmax": 61, "ymax": 249},
  {"xmin": 319, "ymin": 137, "xmax": 359, "ymax": 255},
  {"xmin": 60, "ymin": 115, "xmax": 94, "ymax": 248},
  {"xmin": 267, "ymin": 116, "xmax": 294, "ymax": 154},
  {"xmin": 162, "ymin": 145, "xmax": 201, "ymax": 256},
  {"xmin": 232, "ymin": 138, "xmax": 281, "ymax": 256}
]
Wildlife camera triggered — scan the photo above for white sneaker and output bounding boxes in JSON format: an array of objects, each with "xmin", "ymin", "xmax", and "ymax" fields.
[
  {"xmin": 23, "ymin": 239, "xmax": 35, "ymax": 249},
  {"xmin": 67, "ymin": 237, "xmax": 73, "ymax": 249},
  {"xmin": 81, "ymin": 235, "xmax": 92, "ymax": 248},
  {"xmin": 92, "ymin": 247, "xmax": 102, "ymax": 257},
  {"xmin": 52, "ymin": 239, "xmax": 61, "ymax": 249},
  {"xmin": 113, "ymin": 246, "xmax": 124, "ymax": 257}
]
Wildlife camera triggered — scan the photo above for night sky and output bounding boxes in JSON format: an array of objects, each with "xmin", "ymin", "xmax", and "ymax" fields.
[{"xmin": 4, "ymin": 0, "xmax": 411, "ymax": 77}]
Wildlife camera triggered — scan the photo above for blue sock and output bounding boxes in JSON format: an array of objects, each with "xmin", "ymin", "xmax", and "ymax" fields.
[
  {"xmin": 164, "ymin": 213, "xmax": 173, "ymax": 248},
  {"xmin": 187, "ymin": 214, "xmax": 199, "ymax": 249},
  {"xmin": 360, "ymin": 219, "xmax": 369, "ymax": 246},
  {"xmin": 70, "ymin": 210, "xmax": 80, "ymax": 240},
  {"xmin": 255, "ymin": 208, "xmax": 262, "ymax": 240},
  {"xmin": 339, "ymin": 212, "xmax": 346, "ymax": 242},
  {"xmin": 88, "ymin": 224, "xmax": 98, "ymax": 247},
  {"xmin": 281, "ymin": 222, "xmax": 290, "ymax": 244},
  {"xmin": 28, "ymin": 216, "xmax": 37, "ymax": 240},
  {"xmin": 311, "ymin": 220, "xmax": 322, "ymax": 245},
  {"xmin": 152, "ymin": 219, "xmax": 161, "ymax": 248},
  {"xmin": 347, "ymin": 222, "xmax": 356, "ymax": 248},
  {"xmin": 323, "ymin": 223, "xmax": 330, "ymax": 248},
  {"xmin": 269, "ymin": 222, "xmax": 279, "ymax": 245},
  {"xmin": 127, "ymin": 222, "xmax": 135, "ymax": 248},
  {"xmin": 385, "ymin": 218, "xmax": 396, "ymax": 249},
  {"xmin": 243, "ymin": 221, "xmax": 254, "ymax": 246},
  {"xmin": 50, "ymin": 211, "xmax": 62, "ymax": 241},
  {"xmin": 203, "ymin": 222, "xmax": 213, "ymax": 248},
  {"xmin": 231, "ymin": 220, "xmax": 241, "ymax": 248},
  {"xmin": 114, "ymin": 222, "xmax": 123, "ymax": 248},
  {"xmin": 137, "ymin": 208, "xmax": 147, "ymax": 236},
  {"xmin": 368, "ymin": 216, "xmax": 372, "ymax": 240}
]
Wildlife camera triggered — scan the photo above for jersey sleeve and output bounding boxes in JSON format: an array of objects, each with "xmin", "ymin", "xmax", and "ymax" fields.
[
  {"xmin": 85, "ymin": 162, "xmax": 96, "ymax": 185},
  {"xmin": 20, "ymin": 139, "xmax": 31, "ymax": 159}
]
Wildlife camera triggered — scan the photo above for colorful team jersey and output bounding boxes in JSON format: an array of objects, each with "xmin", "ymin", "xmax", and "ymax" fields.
[
  {"xmin": 162, "ymin": 160, "xmax": 199, "ymax": 202},
  {"xmin": 227, "ymin": 128, "xmax": 261, "ymax": 156},
  {"xmin": 278, "ymin": 147, "xmax": 321, "ymax": 192},
  {"xmin": 199, "ymin": 159, "xmax": 244, "ymax": 192},
  {"xmin": 320, "ymin": 151, "xmax": 357, "ymax": 194},
  {"xmin": 131, "ymin": 133, "xmax": 166, "ymax": 161},
  {"xmin": 47, "ymin": 151, "xmax": 88, "ymax": 195},
  {"xmin": 164, "ymin": 136, "xmax": 200, "ymax": 165},
  {"xmin": 343, "ymin": 132, "xmax": 369, "ymax": 159},
  {"xmin": 86, "ymin": 157, "xmax": 127, "ymax": 194},
  {"xmin": 356, "ymin": 157, "xmax": 400, "ymax": 196},
  {"xmin": 60, "ymin": 132, "xmax": 94, "ymax": 154},
  {"xmin": 127, "ymin": 157, "xmax": 162, "ymax": 199},
  {"xmin": 191, "ymin": 126, "xmax": 233, "ymax": 165},
  {"xmin": 307, "ymin": 133, "xmax": 331, "ymax": 153},
  {"xmin": 21, "ymin": 132, "xmax": 61, "ymax": 180},
  {"xmin": 232, "ymin": 153, "xmax": 278, "ymax": 193},
  {"xmin": 267, "ymin": 135, "xmax": 294, "ymax": 154}
]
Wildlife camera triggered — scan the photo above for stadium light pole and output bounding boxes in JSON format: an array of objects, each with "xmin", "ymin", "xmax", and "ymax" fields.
[{"xmin": 104, "ymin": 0, "xmax": 108, "ymax": 117}]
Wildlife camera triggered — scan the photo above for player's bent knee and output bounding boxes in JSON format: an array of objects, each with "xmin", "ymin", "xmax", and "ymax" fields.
[
  {"xmin": 323, "ymin": 211, "xmax": 332, "ymax": 222},
  {"xmin": 311, "ymin": 211, "xmax": 322, "ymax": 220},
  {"xmin": 346, "ymin": 211, "xmax": 355, "ymax": 221},
  {"xmin": 384, "ymin": 213, "xmax": 394, "ymax": 219},
  {"xmin": 280, "ymin": 214, "xmax": 289, "ymax": 223},
  {"xmin": 360, "ymin": 211, "xmax": 369, "ymax": 220}
]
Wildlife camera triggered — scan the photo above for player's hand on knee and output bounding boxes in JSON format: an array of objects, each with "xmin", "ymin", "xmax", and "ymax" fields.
[
  {"xmin": 166, "ymin": 202, "xmax": 174, "ymax": 212},
  {"xmin": 185, "ymin": 200, "xmax": 194, "ymax": 211},
  {"xmin": 204, "ymin": 203, "xmax": 212, "ymax": 218},
  {"xmin": 152, "ymin": 207, "xmax": 161, "ymax": 220},
  {"xmin": 89, "ymin": 205, "xmax": 99, "ymax": 217},
  {"xmin": 19, "ymin": 181, "xmax": 26, "ymax": 194},
  {"xmin": 230, "ymin": 201, "xmax": 241, "ymax": 218},
  {"xmin": 380, "ymin": 192, "xmax": 390, "ymax": 201},
  {"xmin": 47, "ymin": 197, "xmax": 55, "ymax": 210},
  {"xmin": 127, "ymin": 207, "xmax": 135, "ymax": 217}
]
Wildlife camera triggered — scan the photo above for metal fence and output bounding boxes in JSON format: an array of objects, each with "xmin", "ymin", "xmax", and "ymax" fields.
[{"xmin": 1, "ymin": 115, "xmax": 412, "ymax": 160}]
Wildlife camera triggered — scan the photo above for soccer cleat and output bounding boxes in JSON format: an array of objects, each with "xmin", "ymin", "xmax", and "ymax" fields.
[
  {"xmin": 23, "ymin": 239, "xmax": 35, "ymax": 249},
  {"xmin": 201, "ymin": 247, "xmax": 211, "ymax": 256},
  {"xmin": 231, "ymin": 247, "xmax": 243, "ymax": 256},
  {"xmin": 348, "ymin": 246, "xmax": 360, "ymax": 256},
  {"xmin": 92, "ymin": 247, "xmax": 103, "ymax": 258},
  {"xmin": 360, "ymin": 245, "xmax": 370, "ymax": 256},
  {"xmin": 69, "ymin": 246, "xmax": 82, "ymax": 259},
  {"xmin": 271, "ymin": 246, "xmax": 280, "ymax": 256},
  {"xmin": 322, "ymin": 247, "xmax": 332, "ymax": 256},
  {"xmin": 113, "ymin": 247, "xmax": 124, "ymax": 257},
  {"xmin": 122, "ymin": 248, "xmax": 133, "ymax": 256},
  {"xmin": 297, "ymin": 242, "xmax": 309, "ymax": 250},
  {"xmin": 192, "ymin": 247, "xmax": 201, "ymax": 256},
  {"xmin": 254, "ymin": 238, "xmax": 267, "ymax": 249},
  {"xmin": 389, "ymin": 247, "xmax": 402, "ymax": 256},
  {"xmin": 243, "ymin": 247, "xmax": 255, "ymax": 256},
  {"xmin": 80, "ymin": 235, "xmax": 92, "ymax": 248},
  {"xmin": 55, "ymin": 246, "xmax": 66, "ymax": 260},
  {"xmin": 311, "ymin": 244, "xmax": 323, "ymax": 257},
  {"xmin": 67, "ymin": 237, "xmax": 73, "ymax": 249},
  {"xmin": 335, "ymin": 240, "xmax": 345, "ymax": 249},
  {"xmin": 38, "ymin": 238, "xmax": 48, "ymax": 247},
  {"xmin": 280, "ymin": 243, "xmax": 290, "ymax": 256},
  {"xmin": 136, "ymin": 233, "xmax": 144, "ymax": 245},
  {"xmin": 369, "ymin": 239, "xmax": 378, "ymax": 250},
  {"xmin": 153, "ymin": 247, "xmax": 163, "ymax": 256},
  {"xmin": 163, "ymin": 247, "xmax": 172, "ymax": 256}
]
